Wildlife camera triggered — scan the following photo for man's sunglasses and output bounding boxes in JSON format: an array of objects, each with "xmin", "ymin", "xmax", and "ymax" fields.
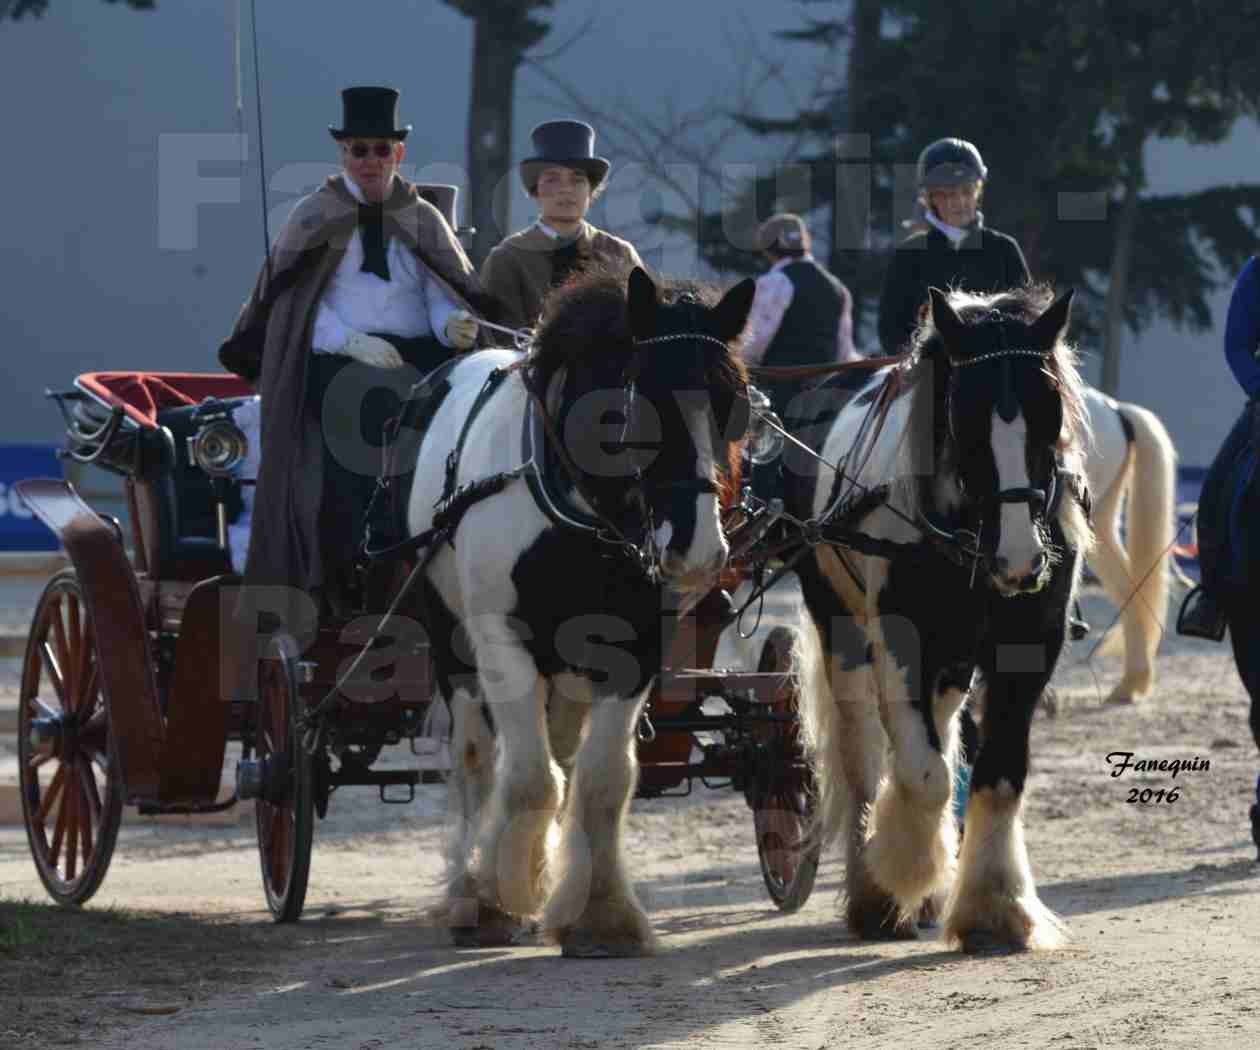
[{"xmin": 345, "ymin": 142, "xmax": 395, "ymax": 159}]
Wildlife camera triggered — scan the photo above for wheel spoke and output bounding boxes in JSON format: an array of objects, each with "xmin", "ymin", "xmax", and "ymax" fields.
[
  {"xmin": 76, "ymin": 762, "xmax": 95, "ymax": 863},
  {"xmin": 78, "ymin": 760, "xmax": 103, "ymax": 826},
  {"xmin": 41, "ymin": 642, "xmax": 67, "ymax": 708},
  {"xmin": 67, "ymin": 593, "xmax": 82, "ymax": 708},
  {"xmin": 51, "ymin": 602, "xmax": 74, "ymax": 711},
  {"xmin": 29, "ymin": 751, "xmax": 54, "ymax": 770},
  {"xmin": 48, "ymin": 780, "xmax": 69, "ymax": 869},
  {"xmin": 31, "ymin": 697, "xmax": 60, "ymax": 722},
  {"xmin": 36, "ymin": 764, "xmax": 67, "ymax": 825},
  {"xmin": 64, "ymin": 771, "xmax": 80, "ymax": 882}
]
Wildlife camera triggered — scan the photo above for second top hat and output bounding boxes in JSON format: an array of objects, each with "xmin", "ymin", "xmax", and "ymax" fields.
[
  {"xmin": 329, "ymin": 86, "xmax": 412, "ymax": 141},
  {"xmin": 519, "ymin": 120, "xmax": 610, "ymax": 194}
]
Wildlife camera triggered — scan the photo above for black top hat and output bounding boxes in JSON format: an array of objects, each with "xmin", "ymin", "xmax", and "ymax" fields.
[
  {"xmin": 519, "ymin": 120, "xmax": 610, "ymax": 194},
  {"xmin": 329, "ymin": 86, "xmax": 412, "ymax": 141}
]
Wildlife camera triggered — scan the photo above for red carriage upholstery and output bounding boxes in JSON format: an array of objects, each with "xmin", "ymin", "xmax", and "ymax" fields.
[
  {"xmin": 78, "ymin": 372, "xmax": 254, "ymax": 430},
  {"xmin": 76, "ymin": 373, "xmax": 254, "ymax": 580}
]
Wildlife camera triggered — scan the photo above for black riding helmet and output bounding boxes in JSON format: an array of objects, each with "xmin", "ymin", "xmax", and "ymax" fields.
[{"xmin": 916, "ymin": 138, "xmax": 987, "ymax": 188}]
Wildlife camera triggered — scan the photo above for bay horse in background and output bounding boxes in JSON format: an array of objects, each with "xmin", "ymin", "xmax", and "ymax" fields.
[
  {"xmin": 792, "ymin": 284, "xmax": 1092, "ymax": 952},
  {"xmin": 405, "ymin": 267, "xmax": 754, "ymax": 956},
  {"xmin": 1080, "ymin": 386, "xmax": 1182, "ymax": 704}
]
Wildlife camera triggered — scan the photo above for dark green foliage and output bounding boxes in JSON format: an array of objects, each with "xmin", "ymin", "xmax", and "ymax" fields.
[{"xmin": 695, "ymin": 0, "xmax": 1260, "ymax": 348}]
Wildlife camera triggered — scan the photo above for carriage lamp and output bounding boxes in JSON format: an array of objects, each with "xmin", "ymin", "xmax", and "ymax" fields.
[
  {"xmin": 188, "ymin": 415, "xmax": 249, "ymax": 478},
  {"xmin": 188, "ymin": 402, "xmax": 250, "ymax": 549},
  {"xmin": 746, "ymin": 385, "xmax": 786, "ymax": 465}
]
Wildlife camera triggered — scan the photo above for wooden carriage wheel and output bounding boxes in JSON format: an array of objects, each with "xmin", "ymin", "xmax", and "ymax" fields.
[
  {"xmin": 18, "ymin": 569, "xmax": 123, "ymax": 907},
  {"xmin": 752, "ymin": 626, "xmax": 821, "ymax": 913},
  {"xmin": 254, "ymin": 632, "xmax": 314, "ymax": 923}
]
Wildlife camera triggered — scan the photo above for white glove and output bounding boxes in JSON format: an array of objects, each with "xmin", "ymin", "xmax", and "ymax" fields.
[
  {"xmin": 444, "ymin": 309, "xmax": 479, "ymax": 350},
  {"xmin": 342, "ymin": 331, "xmax": 403, "ymax": 369}
]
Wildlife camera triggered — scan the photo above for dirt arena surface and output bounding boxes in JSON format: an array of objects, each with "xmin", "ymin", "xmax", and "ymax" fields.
[{"xmin": 3, "ymin": 585, "xmax": 1259, "ymax": 1049}]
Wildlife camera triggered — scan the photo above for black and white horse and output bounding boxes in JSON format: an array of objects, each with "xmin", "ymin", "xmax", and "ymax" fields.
[
  {"xmin": 792, "ymin": 285, "xmax": 1092, "ymax": 951},
  {"xmin": 406, "ymin": 267, "xmax": 753, "ymax": 956}
]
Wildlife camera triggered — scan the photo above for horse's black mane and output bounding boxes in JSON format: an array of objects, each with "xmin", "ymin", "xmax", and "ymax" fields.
[
  {"xmin": 531, "ymin": 266, "xmax": 722, "ymax": 373},
  {"xmin": 911, "ymin": 282, "xmax": 1088, "ymax": 451}
]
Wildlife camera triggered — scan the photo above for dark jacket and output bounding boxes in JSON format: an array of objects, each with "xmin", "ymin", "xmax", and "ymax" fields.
[
  {"xmin": 762, "ymin": 259, "xmax": 849, "ymax": 369},
  {"xmin": 877, "ymin": 224, "xmax": 1030, "ymax": 354}
]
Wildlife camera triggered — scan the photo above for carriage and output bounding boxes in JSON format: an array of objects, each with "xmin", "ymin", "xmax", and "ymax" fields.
[{"xmin": 13, "ymin": 366, "xmax": 821, "ymax": 924}]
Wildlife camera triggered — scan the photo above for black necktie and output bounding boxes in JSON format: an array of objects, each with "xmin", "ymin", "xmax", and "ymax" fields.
[{"xmin": 358, "ymin": 203, "xmax": 390, "ymax": 281}]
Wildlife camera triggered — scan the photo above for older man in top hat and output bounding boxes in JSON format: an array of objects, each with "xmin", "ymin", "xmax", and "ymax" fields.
[
  {"xmin": 220, "ymin": 85, "xmax": 499, "ymax": 611},
  {"xmin": 480, "ymin": 119, "xmax": 644, "ymax": 331}
]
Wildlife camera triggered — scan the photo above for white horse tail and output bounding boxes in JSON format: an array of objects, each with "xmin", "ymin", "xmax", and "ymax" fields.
[
  {"xmin": 1096, "ymin": 402, "xmax": 1177, "ymax": 701},
  {"xmin": 792, "ymin": 607, "xmax": 847, "ymax": 849}
]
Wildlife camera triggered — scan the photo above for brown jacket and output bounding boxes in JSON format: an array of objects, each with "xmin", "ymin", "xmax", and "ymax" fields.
[
  {"xmin": 223, "ymin": 174, "xmax": 494, "ymax": 596},
  {"xmin": 480, "ymin": 221, "xmax": 644, "ymax": 331}
]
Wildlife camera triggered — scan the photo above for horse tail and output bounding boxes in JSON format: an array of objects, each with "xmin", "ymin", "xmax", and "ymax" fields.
[
  {"xmin": 1123, "ymin": 403, "xmax": 1177, "ymax": 631},
  {"xmin": 792, "ymin": 608, "xmax": 846, "ymax": 849}
]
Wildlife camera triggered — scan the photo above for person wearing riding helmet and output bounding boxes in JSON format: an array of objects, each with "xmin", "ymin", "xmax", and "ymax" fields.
[
  {"xmin": 877, "ymin": 138, "xmax": 1031, "ymax": 354},
  {"xmin": 480, "ymin": 119, "xmax": 644, "ymax": 333}
]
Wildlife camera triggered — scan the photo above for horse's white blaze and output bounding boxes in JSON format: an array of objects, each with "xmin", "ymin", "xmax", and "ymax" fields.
[
  {"xmin": 651, "ymin": 520, "xmax": 674, "ymax": 552},
  {"xmin": 991, "ymin": 412, "xmax": 1044, "ymax": 583},
  {"xmin": 662, "ymin": 405, "xmax": 726, "ymax": 580}
]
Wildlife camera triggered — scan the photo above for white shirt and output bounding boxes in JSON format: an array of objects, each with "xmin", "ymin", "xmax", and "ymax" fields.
[
  {"xmin": 312, "ymin": 174, "xmax": 460, "ymax": 353},
  {"xmin": 740, "ymin": 254, "xmax": 858, "ymax": 366},
  {"xmin": 925, "ymin": 210, "xmax": 972, "ymax": 245}
]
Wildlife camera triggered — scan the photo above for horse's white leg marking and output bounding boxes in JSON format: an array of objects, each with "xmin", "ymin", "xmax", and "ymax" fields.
[
  {"xmin": 858, "ymin": 561, "xmax": 960, "ymax": 916},
  {"xmin": 444, "ymin": 687, "xmax": 495, "ymax": 922},
  {"xmin": 543, "ymin": 692, "xmax": 657, "ymax": 957},
  {"xmin": 468, "ymin": 618, "xmax": 563, "ymax": 919},
  {"xmin": 945, "ymin": 782, "xmax": 1067, "ymax": 951},
  {"xmin": 991, "ymin": 413, "xmax": 1046, "ymax": 588}
]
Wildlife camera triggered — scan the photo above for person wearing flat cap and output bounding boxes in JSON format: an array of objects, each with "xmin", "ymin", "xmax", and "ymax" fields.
[
  {"xmin": 740, "ymin": 212, "xmax": 861, "ymax": 413},
  {"xmin": 480, "ymin": 119, "xmax": 645, "ymax": 331},
  {"xmin": 220, "ymin": 85, "xmax": 500, "ymax": 611}
]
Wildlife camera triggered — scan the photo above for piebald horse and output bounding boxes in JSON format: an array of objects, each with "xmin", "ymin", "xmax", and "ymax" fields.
[
  {"xmin": 407, "ymin": 267, "xmax": 753, "ymax": 956},
  {"xmin": 792, "ymin": 284, "xmax": 1092, "ymax": 951}
]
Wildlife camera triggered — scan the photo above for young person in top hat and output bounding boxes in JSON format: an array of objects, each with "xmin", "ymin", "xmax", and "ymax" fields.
[
  {"xmin": 740, "ymin": 212, "xmax": 861, "ymax": 412},
  {"xmin": 480, "ymin": 119, "xmax": 644, "ymax": 331},
  {"xmin": 220, "ymin": 85, "xmax": 499, "ymax": 612},
  {"xmin": 877, "ymin": 137, "xmax": 1030, "ymax": 354}
]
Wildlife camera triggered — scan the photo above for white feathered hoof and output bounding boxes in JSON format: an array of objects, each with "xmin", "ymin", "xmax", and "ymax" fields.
[
  {"xmin": 845, "ymin": 859, "xmax": 919, "ymax": 941},
  {"xmin": 551, "ymin": 898, "xmax": 658, "ymax": 959},
  {"xmin": 944, "ymin": 890, "xmax": 1068, "ymax": 954}
]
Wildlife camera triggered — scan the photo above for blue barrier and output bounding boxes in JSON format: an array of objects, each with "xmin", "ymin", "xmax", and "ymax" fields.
[{"xmin": 0, "ymin": 445, "xmax": 62, "ymax": 551}]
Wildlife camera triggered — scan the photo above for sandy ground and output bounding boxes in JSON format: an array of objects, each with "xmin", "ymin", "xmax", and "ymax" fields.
[{"xmin": 3, "ymin": 583, "xmax": 1260, "ymax": 1050}]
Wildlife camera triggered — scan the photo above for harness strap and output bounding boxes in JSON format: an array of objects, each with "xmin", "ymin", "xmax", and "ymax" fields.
[
  {"xmin": 519, "ymin": 366, "xmax": 640, "ymax": 552},
  {"xmin": 748, "ymin": 352, "xmax": 910, "ymax": 382}
]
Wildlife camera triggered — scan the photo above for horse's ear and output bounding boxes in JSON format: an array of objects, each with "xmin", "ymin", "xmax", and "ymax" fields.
[
  {"xmin": 1030, "ymin": 287, "xmax": 1074, "ymax": 347},
  {"xmin": 627, "ymin": 266, "xmax": 657, "ymax": 339},
  {"xmin": 712, "ymin": 277, "xmax": 757, "ymax": 343},
  {"xmin": 928, "ymin": 286, "xmax": 966, "ymax": 347}
]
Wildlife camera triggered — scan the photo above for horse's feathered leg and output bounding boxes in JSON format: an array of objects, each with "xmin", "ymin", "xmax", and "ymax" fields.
[
  {"xmin": 863, "ymin": 594, "xmax": 966, "ymax": 927},
  {"xmin": 543, "ymin": 691, "xmax": 657, "ymax": 957},
  {"xmin": 467, "ymin": 621, "xmax": 563, "ymax": 923},
  {"xmin": 796, "ymin": 550, "xmax": 914, "ymax": 939},
  {"xmin": 944, "ymin": 550, "xmax": 1078, "ymax": 952}
]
